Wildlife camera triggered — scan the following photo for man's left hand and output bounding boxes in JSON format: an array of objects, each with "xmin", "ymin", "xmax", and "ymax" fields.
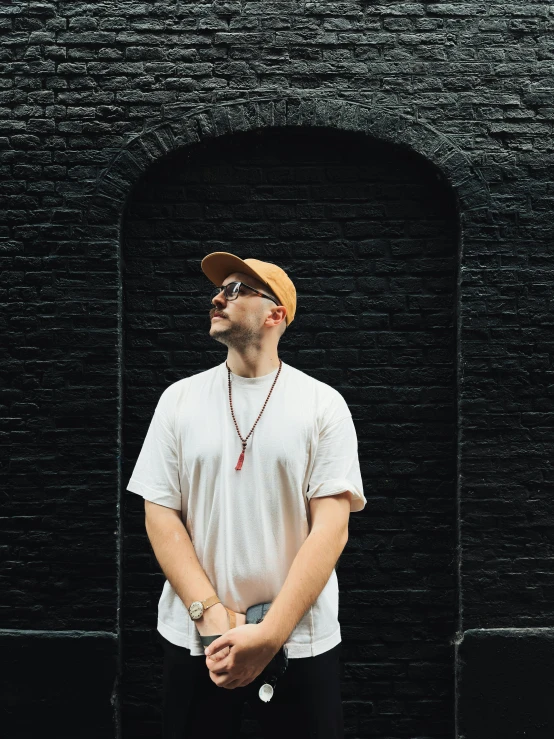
[{"xmin": 204, "ymin": 623, "xmax": 280, "ymax": 689}]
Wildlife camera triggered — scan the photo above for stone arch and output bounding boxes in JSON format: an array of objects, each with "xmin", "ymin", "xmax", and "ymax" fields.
[
  {"xmin": 120, "ymin": 115, "xmax": 466, "ymax": 736},
  {"xmin": 117, "ymin": 96, "xmax": 485, "ymax": 737},
  {"xmin": 87, "ymin": 95, "xmax": 490, "ymax": 227}
]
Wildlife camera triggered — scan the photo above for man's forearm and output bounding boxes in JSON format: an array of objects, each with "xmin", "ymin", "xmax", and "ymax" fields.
[
  {"xmin": 145, "ymin": 506, "xmax": 215, "ymax": 611},
  {"xmin": 260, "ymin": 525, "xmax": 348, "ymax": 651}
]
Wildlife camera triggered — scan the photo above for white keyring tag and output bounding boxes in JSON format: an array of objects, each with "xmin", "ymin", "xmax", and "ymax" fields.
[{"xmin": 259, "ymin": 683, "xmax": 274, "ymax": 702}]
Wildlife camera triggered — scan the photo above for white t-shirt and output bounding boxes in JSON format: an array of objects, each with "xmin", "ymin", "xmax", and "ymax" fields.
[{"xmin": 126, "ymin": 360, "xmax": 366, "ymax": 658}]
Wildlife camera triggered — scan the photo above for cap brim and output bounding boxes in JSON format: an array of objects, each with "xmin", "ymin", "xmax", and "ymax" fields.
[{"xmin": 201, "ymin": 252, "xmax": 268, "ymax": 288}]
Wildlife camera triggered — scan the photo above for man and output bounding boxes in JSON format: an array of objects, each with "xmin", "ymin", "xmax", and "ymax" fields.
[{"xmin": 126, "ymin": 251, "xmax": 366, "ymax": 738}]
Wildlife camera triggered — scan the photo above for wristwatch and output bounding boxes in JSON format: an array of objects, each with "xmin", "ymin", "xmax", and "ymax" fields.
[{"xmin": 188, "ymin": 594, "xmax": 221, "ymax": 621}]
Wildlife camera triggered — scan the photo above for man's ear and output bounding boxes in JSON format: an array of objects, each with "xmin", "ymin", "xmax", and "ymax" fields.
[{"xmin": 267, "ymin": 306, "xmax": 287, "ymax": 328}]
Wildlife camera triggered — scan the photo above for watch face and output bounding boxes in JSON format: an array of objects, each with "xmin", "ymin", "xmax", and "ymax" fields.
[{"xmin": 189, "ymin": 601, "xmax": 203, "ymax": 620}]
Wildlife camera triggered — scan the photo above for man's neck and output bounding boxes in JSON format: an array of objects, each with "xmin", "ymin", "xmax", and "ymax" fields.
[{"xmin": 226, "ymin": 350, "xmax": 280, "ymax": 378}]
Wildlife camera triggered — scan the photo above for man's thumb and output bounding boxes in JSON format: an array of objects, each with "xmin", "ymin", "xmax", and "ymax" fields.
[{"xmin": 205, "ymin": 635, "xmax": 232, "ymax": 657}]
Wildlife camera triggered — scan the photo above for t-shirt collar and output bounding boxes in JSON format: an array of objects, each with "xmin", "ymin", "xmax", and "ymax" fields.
[{"xmin": 222, "ymin": 360, "xmax": 284, "ymax": 387}]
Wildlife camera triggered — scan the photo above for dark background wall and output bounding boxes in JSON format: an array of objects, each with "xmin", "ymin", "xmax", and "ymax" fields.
[
  {"xmin": 3, "ymin": 2, "xmax": 554, "ymax": 738},
  {"xmin": 122, "ymin": 128, "xmax": 458, "ymax": 737}
]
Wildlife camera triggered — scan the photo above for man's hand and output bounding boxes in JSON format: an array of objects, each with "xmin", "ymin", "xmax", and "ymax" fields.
[
  {"xmin": 195, "ymin": 603, "xmax": 246, "ymax": 661},
  {"xmin": 204, "ymin": 623, "xmax": 280, "ymax": 689}
]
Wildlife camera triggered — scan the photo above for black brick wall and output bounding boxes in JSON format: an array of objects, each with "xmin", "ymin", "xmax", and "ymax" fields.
[
  {"xmin": 3, "ymin": 2, "xmax": 554, "ymax": 738},
  {"xmin": 122, "ymin": 127, "xmax": 458, "ymax": 737}
]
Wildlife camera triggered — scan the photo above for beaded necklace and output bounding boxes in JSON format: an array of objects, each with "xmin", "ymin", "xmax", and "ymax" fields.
[{"xmin": 226, "ymin": 360, "xmax": 283, "ymax": 471}]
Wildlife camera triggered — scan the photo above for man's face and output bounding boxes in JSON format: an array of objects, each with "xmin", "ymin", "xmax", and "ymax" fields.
[{"xmin": 208, "ymin": 272, "xmax": 272, "ymax": 349}]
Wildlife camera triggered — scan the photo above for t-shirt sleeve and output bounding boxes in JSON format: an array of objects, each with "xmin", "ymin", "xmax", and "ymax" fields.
[
  {"xmin": 126, "ymin": 386, "xmax": 184, "ymax": 511},
  {"xmin": 307, "ymin": 402, "xmax": 366, "ymax": 514}
]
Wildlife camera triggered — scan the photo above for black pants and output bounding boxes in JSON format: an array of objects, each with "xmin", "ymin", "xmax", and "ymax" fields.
[{"xmin": 158, "ymin": 631, "xmax": 344, "ymax": 739}]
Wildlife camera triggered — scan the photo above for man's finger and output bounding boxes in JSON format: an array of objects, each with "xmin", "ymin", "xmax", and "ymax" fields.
[
  {"xmin": 205, "ymin": 635, "xmax": 232, "ymax": 657},
  {"xmin": 206, "ymin": 647, "xmax": 231, "ymax": 667},
  {"xmin": 207, "ymin": 646, "xmax": 229, "ymax": 661},
  {"xmin": 215, "ymin": 674, "xmax": 242, "ymax": 690},
  {"xmin": 210, "ymin": 670, "xmax": 235, "ymax": 688},
  {"xmin": 207, "ymin": 656, "xmax": 232, "ymax": 674}
]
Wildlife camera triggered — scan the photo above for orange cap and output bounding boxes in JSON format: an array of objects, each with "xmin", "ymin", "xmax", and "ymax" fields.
[{"xmin": 201, "ymin": 251, "xmax": 296, "ymax": 326}]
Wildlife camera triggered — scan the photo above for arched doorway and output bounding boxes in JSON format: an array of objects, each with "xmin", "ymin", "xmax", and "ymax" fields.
[{"xmin": 122, "ymin": 126, "xmax": 459, "ymax": 738}]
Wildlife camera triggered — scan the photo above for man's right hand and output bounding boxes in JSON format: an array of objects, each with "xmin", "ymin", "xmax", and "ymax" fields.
[{"xmin": 195, "ymin": 603, "xmax": 246, "ymax": 660}]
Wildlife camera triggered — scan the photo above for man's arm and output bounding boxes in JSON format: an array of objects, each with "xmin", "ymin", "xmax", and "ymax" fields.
[
  {"xmin": 258, "ymin": 490, "xmax": 352, "ymax": 650},
  {"xmin": 144, "ymin": 500, "xmax": 239, "ymax": 637},
  {"xmin": 203, "ymin": 491, "xmax": 353, "ymax": 688}
]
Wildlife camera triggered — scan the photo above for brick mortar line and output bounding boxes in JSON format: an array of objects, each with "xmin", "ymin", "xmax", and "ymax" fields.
[{"xmin": 0, "ymin": 629, "xmax": 118, "ymax": 638}]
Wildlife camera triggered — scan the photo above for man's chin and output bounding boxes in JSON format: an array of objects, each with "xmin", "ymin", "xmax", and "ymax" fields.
[{"xmin": 209, "ymin": 326, "xmax": 230, "ymax": 345}]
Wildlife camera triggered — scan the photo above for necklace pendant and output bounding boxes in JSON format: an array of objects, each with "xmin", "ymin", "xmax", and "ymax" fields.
[{"xmin": 235, "ymin": 449, "xmax": 245, "ymax": 471}]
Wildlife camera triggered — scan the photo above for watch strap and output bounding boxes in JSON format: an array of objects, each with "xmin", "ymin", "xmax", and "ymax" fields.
[
  {"xmin": 202, "ymin": 594, "xmax": 221, "ymax": 610},
  {"xmin": 227, "ymin": 607, "xmax": 236, "ymax": 630}
]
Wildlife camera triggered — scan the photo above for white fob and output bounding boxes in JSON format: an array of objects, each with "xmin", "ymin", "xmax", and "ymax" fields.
[{"xmin": 259, "ymin": 683, "xmax": 274, "ymax": 702}]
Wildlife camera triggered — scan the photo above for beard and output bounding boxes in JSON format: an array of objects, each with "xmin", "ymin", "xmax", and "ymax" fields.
[{"xmin": 210, "ymin": 320, "xmax": 262, "ymax": 352}]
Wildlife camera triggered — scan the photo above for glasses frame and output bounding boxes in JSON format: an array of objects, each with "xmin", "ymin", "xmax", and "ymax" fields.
[{"xmin": 211, "ymin": 281, "xmax": 281, "ymax": 307}]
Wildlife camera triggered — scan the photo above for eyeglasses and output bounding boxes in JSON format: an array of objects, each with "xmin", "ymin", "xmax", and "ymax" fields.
[{"xmin": 210, "ymin": 281, "xmax": 281, "ymax": 306}]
